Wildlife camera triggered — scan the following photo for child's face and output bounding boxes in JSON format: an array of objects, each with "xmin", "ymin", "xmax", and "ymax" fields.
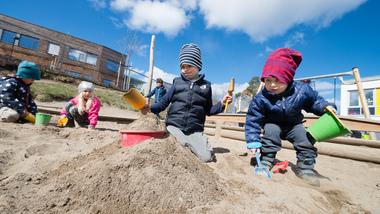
[
  {"xmin": 21, "ymin": 78, "xmax": 34, "ymax": 86},
  {"xmin": 181, "ymin": 64, "xmax": 199, "ymax": 80},
  {"xmin": 156, "ymin": 82, "xmax": 163, "ymax": 88},
  {"xmin": 264, "ymin": 77, "xmax": 288, "ymax": 94},
  {"xmin": 82, "ymin": 90, "xmax": 93, "ymax": 100}
]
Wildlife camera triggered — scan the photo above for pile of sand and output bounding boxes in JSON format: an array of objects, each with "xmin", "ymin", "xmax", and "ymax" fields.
[
  {"xmin": 122, "ymin": 113, "xmax": 166, "ymax": 131},
  {"xmin": 1, "ymin": 113, "xmax": 378, "ymax": 213}
]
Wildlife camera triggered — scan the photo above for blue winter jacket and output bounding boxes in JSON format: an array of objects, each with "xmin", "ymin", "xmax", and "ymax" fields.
[
  {"xmin": 146, "ymin": 86, "xmax": 167, "ymax": 103},
  {"xmin": 0, "ymin": 76, "xmax": 38, "ymax": 115},
  {"xmin": 245, "ymin": 81, "xmax": 335, "ymax": 144},
  {"xmin": 151, "ymin": 73, "xmax": 223, "ymax": 134}
]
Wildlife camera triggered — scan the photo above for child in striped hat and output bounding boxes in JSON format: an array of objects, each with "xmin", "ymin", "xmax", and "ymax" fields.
[
  {"xmin": 142, "ymin": 43, "xmax": 232, "ymax": 162},
  {"xmin": 245, "ymin": 48, "xmax": 336, "ymax": 186}
]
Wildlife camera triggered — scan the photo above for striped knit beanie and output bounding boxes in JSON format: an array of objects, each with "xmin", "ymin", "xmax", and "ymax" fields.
[
  {"xmin": 179, "ymin": 43, "xmax": 202, "ymax": 71},
  {"xmin": 261, "ymin": 48, "xmax": 302, "ymax": 84}
]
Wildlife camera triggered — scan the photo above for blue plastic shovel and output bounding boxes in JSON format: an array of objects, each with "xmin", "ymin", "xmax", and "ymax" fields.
[{"xmin": 255, "ymin": 152, "xmax": 272, "ymax": 179}]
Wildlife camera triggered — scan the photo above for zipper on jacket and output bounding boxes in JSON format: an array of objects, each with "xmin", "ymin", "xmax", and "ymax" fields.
[
  {"xmin": 184, "ymin": 82, "xmax": 194, "ymax": 132},
  {"xmin": 282, "ymin": 97, "xmax": 286, "ymax": 117}
]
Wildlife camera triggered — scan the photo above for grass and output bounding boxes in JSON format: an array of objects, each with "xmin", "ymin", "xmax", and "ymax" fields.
[{"xmin": 31, "ymin": 80, "xmax": 133, "ymax": 110}]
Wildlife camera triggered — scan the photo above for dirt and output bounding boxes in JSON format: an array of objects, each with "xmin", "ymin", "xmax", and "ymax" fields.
[
  {"xmin": 0, "ymin": 112, "xmax": 379, "ymax": 213},
  {"xmin": 122, "ymin": 113, "xmax": 166, "ymax": 131}
]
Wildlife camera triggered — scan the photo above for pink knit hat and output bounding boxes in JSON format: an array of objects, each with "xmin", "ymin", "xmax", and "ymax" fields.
[{"xmin": 261, "ymin": 48, "xmax": 302, "ymax": 84}]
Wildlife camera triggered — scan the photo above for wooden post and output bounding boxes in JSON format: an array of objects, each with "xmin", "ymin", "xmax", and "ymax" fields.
[
  {"xmin": 256, "ymin": 82, "xmax": 264, "ymax": 94},
  {"xmin": 352, "ymin": 67, "xmax": 377, "ymax": 140},
  {"xmin": 145, "ymin": 35, "xmax": 156, "ymax": 103},
  {"xmin": 116, "ymin": 60, "xmax": 122, "ymax": 88}
]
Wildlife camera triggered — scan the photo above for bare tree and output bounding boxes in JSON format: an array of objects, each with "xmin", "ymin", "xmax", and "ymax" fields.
[{"xmin": 117, "ymin": 30, "xmax": 144, "ymax": 89}]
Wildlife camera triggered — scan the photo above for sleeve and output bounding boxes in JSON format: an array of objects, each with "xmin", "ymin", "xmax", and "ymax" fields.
[
  {"xmin": 204, "ymin": 84, "xmax": 223, "ymax": 116},
  {"xmin": 27, "ymin": 95, "xmax": 38, "ymax": 115},
  {"xmin": 88, "ymin": 97, "xmax": 101, "ymax": 127},
  {"xmin": 150, "ymin": 84, "xmax": 175, "ymax": 114},
  {"xmin": 303, "ymin": 84, "xmax": 336, "ymax": 116},
  {"xmin": 146, "ymin": 88, "xmax": 156, "ymax": 98},
  {"xmin": 60, "ymin": 97, "xmax": 77, "ymax": 116},
  {"xmin": 245, "ymin": 97, "xmax": 265, "ymax": 144},
  {"xmin": 0, "ymin": 79, "xmax": 25, "ymax": 114}
]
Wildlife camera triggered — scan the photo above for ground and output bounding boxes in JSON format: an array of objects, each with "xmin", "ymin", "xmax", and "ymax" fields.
[{"xmin": 0, "ymin": 108, "xmax": 379, "ymax": 213}]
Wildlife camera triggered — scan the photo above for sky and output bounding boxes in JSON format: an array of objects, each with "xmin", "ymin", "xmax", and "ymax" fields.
[{"xmin": 1, "ymin": 0, "xmax": 379, "ymax": 104}]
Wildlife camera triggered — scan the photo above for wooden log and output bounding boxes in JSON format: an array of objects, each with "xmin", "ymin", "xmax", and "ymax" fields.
[
  {"xmin": 38, "ymin": 107, "xmax": 136, "ymax": 124},
  {"xmin": 282, "ymin": 141, "xmax": 380, "ymax": 164},
  {"xmin": 215, "ymin": 129, "xmax": 380, "ymax": 163}
]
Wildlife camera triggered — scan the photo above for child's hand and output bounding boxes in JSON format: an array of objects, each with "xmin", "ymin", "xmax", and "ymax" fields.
[
  {"xmin": 247, "ymin": 142, "xmax": 262, "ymax": 154},
  {"xmin": 141, "ymin": 104, "xmax": 150, "ymax": 115},
  {"xmin": 88, "ymin": 125, "xmax": 95, "ymax": 130},
  {"xmin": 325, "ymin": 106, "xmax": 337, "ymax": 114},
  {"xmin": 222, "ymin": 94, "xmax": 233, "ymax": 105}
]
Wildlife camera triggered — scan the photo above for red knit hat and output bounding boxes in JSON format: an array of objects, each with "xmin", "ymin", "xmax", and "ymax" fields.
[{"xmin": 261, "ymin": 48, "xmax": 302, "ymax": 84}]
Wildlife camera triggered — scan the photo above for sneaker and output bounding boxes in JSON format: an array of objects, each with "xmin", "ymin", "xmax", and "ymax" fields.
[{"xmin": 296, "ymin": 169, "xmax": 320, "ymax": 187}]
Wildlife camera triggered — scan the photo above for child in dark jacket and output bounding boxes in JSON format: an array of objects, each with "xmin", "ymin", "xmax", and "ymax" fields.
[
  {"xmin": 146, "ymin": 78, "xmax": 166, "ymax": 103},
  {"xmin": 0, "ymin": 61, "xmax": 40, "ymax": 123},
  {"xmin": 245, "ymin": 48, "xmax": 336, "ymax": 186},
  {"xmin": 142, "ymin": 43, "xmax": 232, "ymax": 162}
]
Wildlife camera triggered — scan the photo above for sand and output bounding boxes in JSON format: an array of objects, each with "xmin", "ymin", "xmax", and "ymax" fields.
[{"xmin": 0, "ymin": 113, "xmax": 379, "ymax": 213}]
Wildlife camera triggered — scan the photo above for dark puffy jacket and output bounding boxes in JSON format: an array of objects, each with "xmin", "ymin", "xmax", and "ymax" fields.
[
  {"xmin": 146, "ymin": 86, "xmax": 166, "ymax": 103},
  {"xmin": 0, "ymin": 76, "xmax": 38, "ymax": 115},
  {"xmin": 245, "ymin": 81, "xmax": 335, "ymax": 144},
  {"xmin": 151, "ymin": 74, "xmax": 223, "ymax": 134}
]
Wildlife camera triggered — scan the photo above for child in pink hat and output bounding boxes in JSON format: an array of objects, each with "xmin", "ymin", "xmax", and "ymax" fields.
[{"xmin": 245, "ymin": 48, "xmax": 336, "ymax": 186}]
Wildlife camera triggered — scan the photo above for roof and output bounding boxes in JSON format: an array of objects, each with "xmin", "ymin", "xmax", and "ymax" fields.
[{"xmin": 0, "ymin": 13, "xmax": 126, "ymax": 57}]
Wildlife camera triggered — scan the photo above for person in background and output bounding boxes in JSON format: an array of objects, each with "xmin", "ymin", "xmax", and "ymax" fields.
[
  {"xmin": 141, "ymin": 43, "xmax": 232, "ymax": 162},
  {"xmin": 146, "ymin": 78, "xmax": 167, "ymax": 103},
  {"xmin": 245, "ymin": 48, "xmax": 336, "ymax": 186},
  {"xmin": 0, "ymin": 60, "xmax": 40, "ymax": 123},
  {"xmin": 60, "ymin": 81, "xmax": 101, "ymax": 129}
]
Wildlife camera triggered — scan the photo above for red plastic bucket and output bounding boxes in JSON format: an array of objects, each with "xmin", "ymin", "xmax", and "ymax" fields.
[{"xmin": 119, "ymin": 130, "xmax": 166, "ymax": 147}]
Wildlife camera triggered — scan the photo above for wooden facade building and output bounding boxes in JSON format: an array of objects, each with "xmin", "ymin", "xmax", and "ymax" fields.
[{"xmin": 0, "ymin": 13, "xmax": 127, "ymax": 88}]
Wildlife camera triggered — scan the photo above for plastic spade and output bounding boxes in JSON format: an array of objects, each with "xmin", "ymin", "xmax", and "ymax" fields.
[{"xmin": 255, "ymin": 152, "xmax": 272, "ymax": 179}]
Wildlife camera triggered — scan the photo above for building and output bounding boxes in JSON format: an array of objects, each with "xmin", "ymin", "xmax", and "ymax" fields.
[
  {"xmin": 340, "ymin": 75, "xmax": 380, "ymax": 121},
  {"xmin": 0, "ymin": 13, "xmax": 141, "ymax": 89}
]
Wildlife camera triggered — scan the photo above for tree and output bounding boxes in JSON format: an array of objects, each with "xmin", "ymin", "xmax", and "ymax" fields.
[
  {"xmin": 118, "ymin": 31, "xmax": 144, "ymax": 89},
  {"xmin": 236, "ymin": 76, "xmax": 261, "ymax": 98}
]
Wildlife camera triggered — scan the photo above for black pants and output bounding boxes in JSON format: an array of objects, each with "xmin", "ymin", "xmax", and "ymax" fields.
[
  {"xmin": 261, "ymin": 123, "xmax": 317, "ymax": 169},
  {"xmin": 65, "ymin": 103, "xmax": 89, "ymax": 127}
]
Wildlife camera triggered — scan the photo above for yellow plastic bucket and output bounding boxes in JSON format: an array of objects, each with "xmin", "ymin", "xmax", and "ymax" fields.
[
  {"xmin": 122, "ymin": 88, "xmax": 146, "ymax": 110},
  {"xmin": 35, "ymin": 113, "xmax": 52, "ymax": 126}
]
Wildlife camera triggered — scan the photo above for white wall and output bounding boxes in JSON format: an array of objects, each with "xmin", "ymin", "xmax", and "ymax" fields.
[{"xmin": 340, "ymin": 79, "xmax": 380, "ymax": 120}]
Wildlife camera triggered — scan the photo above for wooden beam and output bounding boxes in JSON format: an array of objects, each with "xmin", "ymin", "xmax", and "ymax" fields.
[
  {"xmin": 207, "ymin": 113, "xmax": 380, "ymax": 132},
  {"xmin": 38, "ymin": 107, "xmax": 136, "ymax": 124}
]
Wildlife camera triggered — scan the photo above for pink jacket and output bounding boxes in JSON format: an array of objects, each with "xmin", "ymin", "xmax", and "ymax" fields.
[{"xmin": 61, "ymin": 95, "xmax": 101, "ymax": 127}]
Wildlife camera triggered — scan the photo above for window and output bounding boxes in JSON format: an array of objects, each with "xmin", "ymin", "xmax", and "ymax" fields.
[
  {"xmin": 68, "ymin": 48, "xmax": 97, "ymax": 65},
  {"xmin": 1, "ymin": 29, "xmax": 17, "ymax": 45},
  {"xmin": 106, "ymin": 59, "xmax": 119, "ymax": 73},
  {"xmin": 103, "ymin": 79, "xmax": 113, "ymax": 87},
  {"xmin": 86, "ymin": 53, "xmax": 97, "ymax": 65},
  {"xmin": 83, "ymin": 75, "xmax": 93, "ymax": 81},
  {"xmin": 19, "ymin": 35, "xmax": 39, "ymax": 50},
  {"xmin": 65, "ymin": 70, "xmax": 81, "ymax": 78},
  {"xmin": 47, "ymin": 43, "xmax": 60, "ymax": 55},
  {"xmin": 348, "ymin": 89, "xmax": 375, "ymax": 116}
]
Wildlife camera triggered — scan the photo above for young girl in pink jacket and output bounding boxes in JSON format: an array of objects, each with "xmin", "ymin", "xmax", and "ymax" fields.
[{"xmin": 60, "ymin": 81, "xmax": 101, "ymax": 129}]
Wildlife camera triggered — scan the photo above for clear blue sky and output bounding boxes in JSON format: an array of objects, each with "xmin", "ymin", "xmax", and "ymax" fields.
[{"xmin": 1, "ymin": 0, "xmax": 379, "ymax": 100}]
